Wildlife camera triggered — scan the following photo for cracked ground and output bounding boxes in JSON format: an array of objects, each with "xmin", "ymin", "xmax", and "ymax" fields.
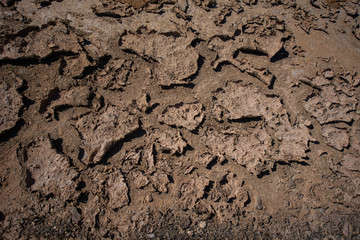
[{"xmin": 0, "ymin": 0, "xmax": 360, "ymax": 239}]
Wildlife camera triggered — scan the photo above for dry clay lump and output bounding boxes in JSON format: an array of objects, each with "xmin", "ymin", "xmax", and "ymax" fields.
[
  {"xmin": 158, "ymin": 102, "xmax": 205, "ymax": 131},
  {"xmin": 304, "ymin": 85, "xmax": 357, "ymax": 124},
  {"xmin": 150, "ymin": 128, "xmax": 188, "ymax": 155},
  {"xmin": 120, "ymin": 31, "xmax": 199, "ymax": 86},
  {"xmin": 40, "ymin": 86, "xmax": 91, "ymax": 119},
  {"xmin": 210, "ymin": 82, "xmax": 314, "ymax": 175},
  {"xmin": 75, "ymin": 106, "xmax": 139, "ymax": 165},
  {"xmin": 0, "ymin": 82, "xmax": 23, "ymax": 135},
  {"xmin": 201, "ymin": 126, "xmax": 273, "ymax": 175},
  {"xmin": 107, "ymin": 171, "xmax": 130, "ymax": 209},
  {"xmin": 209, "ymin": 15, "xmax": 288, "ymax": 86},
  {"xmin": 18, "ymin": 137, "xmax": 78, "ymax": 201},
  {"xmin": 0, "ymin": 22, "xmax": 81, "ymax": 60},
  {"xmin": 322, "ymin": 126, "xmax": 349, "ymax": 151}
]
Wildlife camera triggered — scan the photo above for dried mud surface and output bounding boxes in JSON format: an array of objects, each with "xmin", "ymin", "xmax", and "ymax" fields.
[{"xmin": 1, "ymin": 0, "xmax": 360, "ymax": 239}]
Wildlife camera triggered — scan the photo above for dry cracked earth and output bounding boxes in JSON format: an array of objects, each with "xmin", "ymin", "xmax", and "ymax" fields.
[{"xmin": 0, "ymin": 0, "xmax": 360, "ymax": 239}]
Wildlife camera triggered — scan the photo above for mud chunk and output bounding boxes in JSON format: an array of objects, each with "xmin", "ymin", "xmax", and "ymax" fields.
[
  {"xmin": 212, "ymin": 82, "xmax": 283, "ymax": 128},
  {"xmin": 343, "ymin": 3, "xmax": 359, "ymax": 18},
  {"xmin": 19, "ymin": 137, "xmax": 78, "ymax": 200},
  {"xmin": 93, "ymin": 0, "xmax": 135, "ymax": 17},
  {"xmin": 304, "ymin": 85, "xmax": 357, "ymax": 124},
  {"xmin": 329, "ymin": 153, "xmax": 360, "ymax": 195},
  {"xmin": 151, "ymin": 128, "xmax": 188, "ymax": 155},
  {"xmin": 43, "ymin": 86, "xmax": 91, "ymax": 119},
  {"xmin": 179, "ymin": 174, "xmax": 211, "ymax": 209},
  {"xmin": 0, "ymin": 22, "xmax": 81, "ymax": 60},
  {"xmin": 342, "ymin": 154, "xmax": 360, "ymax": 173},
  {"xmin": 193, "ymin": 0, "xmax": 216, "ymax": 10},
  {"xmin": 151, "ymin": 171, "xmax": 170, "ymax": 193},
  {"xmin": 322, "ymin": 126, "xmax": 349, "ymax": 151},
  {"xmin": 52, "ymin": 86, "xmax": 91, "ymax": 108},
  {"xmin": 212, "ymin": 172, "xmax": 248, "ymax": 205},
  {"xmin": 75, "ymin": 106, "xmax": 139, "ymax": 165},
  {"xmin": 49, "ymin": 123, "xmax": 82, "ymax": 162},
  {"xmin": 212, "ymin": 82, "xmax": 313, "ymax": 161},
  {"xmin": 130, "ymin": 170, "xmax": 149, "ymax": 189},
  {"xmin": 350, "ymin": 127, "xmax": 360, "ymax": 154},
  {"xmin": 0, "ymin": 82, "xmax": 23, "ymax": 135},
  {"xmin": 159, "ymin": 102, "xmax": 204, "ymax": 131},
  {"xmin": 61, "ymin": 52, "xmax": 91, "ymax": 78},
  {"xmin": 197, "ymin": 152, "xmax": 216, "ymax": 168},
  {"xmin": 323, "ymin": 69, "xmax": 335, "ymax": 79},
  {"xmin": 202, "ymin": 126, "xmax": 273, "ymax": 175},
  {"xmin": 107, "ymin": 171, "xmax": 129, "ymax": 209},
  {"xmin": 97, "ymin": 59, "xmax": 134, "ymax": 90},
  {"xmin": 120, "ymin": 32, "xmax": 199, "ymax": 86},
  {"xmin": 299, "ymin": 75, "xmax": 331, "ymax": 88},
  {"xmin": 275, "ymin": 120, "xmax": 315, "ymax": 160},
  {"xmin": 143, "ymin": 144, "xmax": 156, "ymax": 174},
  {"xmin": 243, "ymin": 0, "xmax": 257, "ymax": 5},
  {"xmin": 209, "ymin": 38, "xmax": 275, "ymax": 86},
  {"xmin": 329, "ymin": 154, "xmax": 360, "ymax": 177},
  {"xmin": 135, "ymin": 93, "xmax": 153, "ymax": 113},
  {"xmin": 211, "ymin": 15, "xmax": 286, "ymax": 58}
]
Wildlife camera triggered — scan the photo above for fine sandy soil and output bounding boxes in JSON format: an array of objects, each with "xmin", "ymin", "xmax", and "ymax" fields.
[{"xmin": 1, "ymin": 0, "xmax": 360, "ymax": 239}]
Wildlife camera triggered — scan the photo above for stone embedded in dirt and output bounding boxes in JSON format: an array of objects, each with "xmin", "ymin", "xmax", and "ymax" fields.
[
  {"xmin": 130, "ymin": 170, "xmax": 149, "ymax": 189},
  {"xmin": 107, "ymin": 171, "xmax": 129, "ymax": 209},
  {"xmin": 70, "ymin": 207, "xmax": 82, "ymax": 224},
  {"xmin": 97, "ymin": 59, "xmax": 134, "ymax": 90},
  {"xmin": 322, "ymin": 126, "xmax": 349, "ymax": 151},
  {"xmin": 304, "ymin": 85, "xmax": 357, "ymax": 124},
  {"xmin": 19, "ymin": 137, "xmax": 78, "ymax": 200},
  {"xmin": 201, "ymin": 126, "xmax": 273, "ymax": 175},
  {"xmin": 158, "ymin": 102, "xmax": 205, "ymax": 131},
  {"xmin": 75, "ymin": 106, "xmax": 139, "ymax": 165},
  {"xmin": 0, "ymin": 82, "xmax": 23, "ymax": 135},
  {"xmin": 151, "ymin": 128, "xmax": 188, "ymax": 155},
  {"xmin": 120, "ymin": 32, "xmax": 199, "ymax": 86},
  {"xmin": 151, "ymin": 171, "xmax": 170, "ymax": 193},
  {"xmin": 0, "ymin": 22, "xmax": 82, "ymax": 60}
]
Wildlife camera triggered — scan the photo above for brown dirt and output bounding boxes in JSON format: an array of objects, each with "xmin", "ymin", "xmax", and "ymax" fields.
[{"xmin": 1, "ymin": 0, "xmax": 360, "ymax": 239}]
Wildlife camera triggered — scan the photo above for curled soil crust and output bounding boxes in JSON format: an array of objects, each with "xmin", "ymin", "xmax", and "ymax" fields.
[{"xmin": 0, "ymin": 0, "xmax": 360, "ymax": 239}]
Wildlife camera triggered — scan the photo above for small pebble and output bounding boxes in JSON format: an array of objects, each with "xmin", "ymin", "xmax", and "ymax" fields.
[
  {"xmin": 146, "ymin": 233, "xmax": 156, "ymax": 239},
  {"xmin": 199, "ymin": 221, "xmax": 207, "ymax": 228}
]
